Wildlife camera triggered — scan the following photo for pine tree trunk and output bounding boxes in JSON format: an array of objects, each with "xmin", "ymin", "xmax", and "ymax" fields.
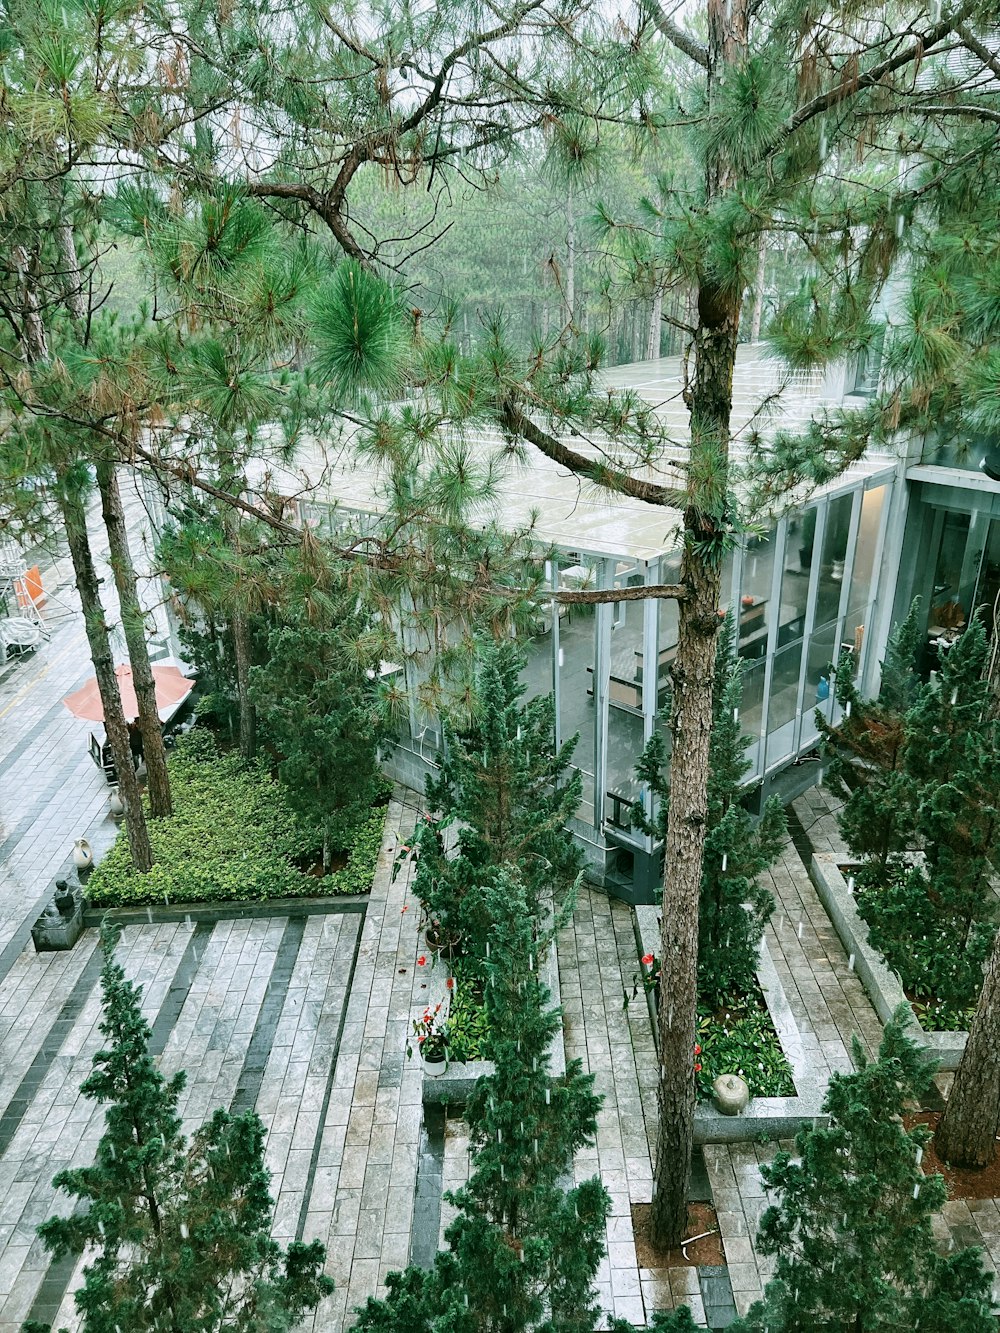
[
  {"xmin": 935, "ymin": 929, "xmax": 1000, "ymax": 1167},
  {"xmin": 13, "ymin": 245, "xmax": 48, "ymax": 361},
  {"xmin": 97, "ymin": 460, "xmax": 173, "ymax": 817},
  {"xmin": 60, "ymin": 485, "xmax": 153, "ymax": 872},
  {"xmin": 750, "ymin": 234, "xmax": 767, "ymax": 343},
  {"xmin": 649, "ymin": 0, "xmax": 747, "ymax": 1251},
  {"xmin": 565, "ymin": 181, "xmax": 576, "ymax": 323},
  {"xmin": 232, "ymin": 608, "xmax": 256, "ymax": 760},
  {"xmin": 647, "ymin": 290, "xmax": 663, "ymax": 360}
]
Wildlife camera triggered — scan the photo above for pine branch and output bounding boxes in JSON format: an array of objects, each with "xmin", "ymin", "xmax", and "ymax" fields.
[
  {"xmin": 778, "ymin": 7, "xmax": 976, "ymax": 145},
  {"xmin": 641, "ymin": 0, "xmax": 708, "ymax": 68},
  {"xmin": 955, "ymin": 22, "xmax": 1000, "ymax": 83},
  {"xmin": 500, "ymin": 400, "xmax": 688, "ymax": 509},
  {"xmin": 553, "ymin": 583, "xmax": 688, "ymax": 605}
]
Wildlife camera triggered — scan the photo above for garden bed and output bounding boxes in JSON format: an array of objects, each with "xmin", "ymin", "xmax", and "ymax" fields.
[
  {"xmin": 87, "ymin": 731, "xmax": 387, "ymax": 909},
  {"xmin": 810, "ymin": 854, "xmax": 967, "ymax": 1069},
  {"xmin": 421, "ymin": 922, "xmax": 565, "ymax": 1106},
  {"xmin": 634, "ymin": 907, "xmax": 828, "ymax": 1142}
]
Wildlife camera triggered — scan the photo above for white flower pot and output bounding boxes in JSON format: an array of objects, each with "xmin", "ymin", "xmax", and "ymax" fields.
[
  {"xmin": 421, "ymin": 1053, "xmax": 448, "ymax": 1078},
  {"xmin": 72, "ymin": 839, "xmax": 93, "ymax": 871},
  {"xmin": 109, "ymin": 789, "xmax": 125, "ymax": 817}
]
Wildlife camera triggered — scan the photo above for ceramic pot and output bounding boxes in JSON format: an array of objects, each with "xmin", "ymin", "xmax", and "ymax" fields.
[
  {"xmin": 421, "ymin": 1052, "xmax": 448, "ymax": 1078},
  {"xmin": 72, "ymin": 838, "xmax": 93, "ymax": 871},
  {"xmin": 109, "ymin": 789, "xmax": 125, "ymax": 817}
]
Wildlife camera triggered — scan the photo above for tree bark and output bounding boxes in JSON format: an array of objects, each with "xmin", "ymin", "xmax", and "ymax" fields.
[
  {"xmin": 565, "ymin": 180, "xmax": 576, "ymax": 323},
  {"xmin": 96, "ymin": 460, "xmax": 173, "ymax": 817},
  {"xmin": 750, "ymin": 233, "xmax": 767, "ymax": 343},
  {"xmin": 60, "ymin": 485, "xmax": 153, "ymax": 872},
  {"xmin": 935, "ymin": 928, "xmax": 1000, "ymax": 1167},
  {"xmin": 649, "ymin": 0, "xmax": 746, "ymax": 1251},
  {"xmin": 12, "ymin": 245, "xmax": 48, "ymax": 361},
  {"xmin": 647, "ymin": 290, "xmax": 663, "ymax": 360},
  {"xmin": 231, "ymin": 608, "xmax": 256, "ymax": 760}
]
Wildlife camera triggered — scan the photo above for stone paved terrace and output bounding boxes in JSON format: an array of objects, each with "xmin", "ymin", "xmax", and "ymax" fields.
[{"xmin": 1, "ymin": 495, "xmax": 999, "ymax": 1329}]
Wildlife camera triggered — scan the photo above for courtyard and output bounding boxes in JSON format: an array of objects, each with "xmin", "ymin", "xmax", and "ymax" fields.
[{"xmin": 1, "ymin": 549, "xmax": 997, "ymax": 1332}]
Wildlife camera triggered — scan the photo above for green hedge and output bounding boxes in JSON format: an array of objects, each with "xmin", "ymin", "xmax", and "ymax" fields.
[
  {"xmin": 695, "ymin": 991, "xmax": 795, "ymax": 1101},
  {"xmin": 88, "ymin": 731, "xmax": 387, "ymax": 908}
]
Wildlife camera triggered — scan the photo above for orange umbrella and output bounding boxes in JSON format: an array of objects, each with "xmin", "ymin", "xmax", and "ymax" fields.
[{"xmin": 63, "ymin": 664, "xmax": 194, "ymax": 723}]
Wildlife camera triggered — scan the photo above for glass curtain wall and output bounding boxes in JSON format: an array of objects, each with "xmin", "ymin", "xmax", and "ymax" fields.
[
  {"xmin": 556, "ymin": 554, "xmax": 599, "ymax": 826},
  {"xmin": 604, "ymin": 560, "xmax": 650, "ymax": 832}
]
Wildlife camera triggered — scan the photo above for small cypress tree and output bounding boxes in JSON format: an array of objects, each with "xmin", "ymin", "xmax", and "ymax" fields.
[
  {"xmin": 354, "ymin": 869, "xmax": 609, "ymax": 1333},
  {"xmin": 29, "ymin": 928, "xmax": 333, "ymax": 1333},
  {"xmin": 414, "ymin": 640, "xmax": 583, "ymax": 965},
  {"xmin": 819, "ymin": 599, "xmax": 922, "ymax": 873},
  {"xmin": 632, "ymin": 616, "xmax": 785, "ymax": 1003},
  {"xmin": 250, "ymin": 608, "xmax": 390, "ymax": 870},
  {"xmin": 732, "ymin": 1008, "xmax": 995, "ymax": 1333}
]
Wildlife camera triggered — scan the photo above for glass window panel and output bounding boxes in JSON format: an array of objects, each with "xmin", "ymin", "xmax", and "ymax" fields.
[
  {"xmin": 843, "ymin": 486, "xmax": 885, "ymax": 656},
  {"xmin": 776, "ymin": 531, "xmax": 810, "ymax": 650},
  {"xmin": 928, "ymin": 511, "xmax": 971, "ymax": 632},
  {"xmin": 557, "ymin": 557, "xmax": 597, "ymax": 825},
  {"xmin": 766, "ymin": 642, "xmax": 803, "ymax": 766},
  {"xmin": 605, "ymin": 564, "xmax": 648, "ymax": 827},
  {"xmin": 806, "ymin": 622, "xmax": 839, "ymax": 724},
  {"xmin": 738, "ymin": 534, "xmax": 773, "ymax": 662},
  {"xmin": 815, "ymin": 494, "xmax": 854, "ymax": 627}
]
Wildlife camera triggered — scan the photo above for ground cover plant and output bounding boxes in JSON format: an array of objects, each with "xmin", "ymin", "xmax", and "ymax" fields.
[{"xmin": 88, "ymin": 731, "xmax": 386, "ymax": 907}]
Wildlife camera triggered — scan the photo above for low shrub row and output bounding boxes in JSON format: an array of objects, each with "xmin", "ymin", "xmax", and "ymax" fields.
[{"xmin": 88, "ymin": 730, "xmax": 386, "ymax": 908}]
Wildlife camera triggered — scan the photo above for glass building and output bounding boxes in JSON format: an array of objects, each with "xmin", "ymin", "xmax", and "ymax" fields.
[{"xmin": 289, "ymin": 347, "xmax": 905, "ymax": 901}]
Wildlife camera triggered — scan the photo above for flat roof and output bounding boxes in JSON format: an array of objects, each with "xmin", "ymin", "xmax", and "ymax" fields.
[{"xmin": 267, "ymin": 347, "xmax": 897, "ymax": 563}]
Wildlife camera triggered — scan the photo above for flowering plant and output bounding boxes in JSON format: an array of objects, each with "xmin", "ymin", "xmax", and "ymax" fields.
[{"xmin": 407, "ymin": 1001, "xmax": 449, "ymax": 1062}]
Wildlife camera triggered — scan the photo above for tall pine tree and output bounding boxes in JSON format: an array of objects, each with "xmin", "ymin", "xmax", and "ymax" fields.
[
  {"xmin": 632, "ymin": 616, "xmax": 786, "ymax": 1005},
  {"xmin": 29, "ymin": 927, "xmax": 333, "ymax": 1333}
]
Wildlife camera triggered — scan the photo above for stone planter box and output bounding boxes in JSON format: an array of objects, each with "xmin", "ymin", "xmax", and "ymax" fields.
[
  {"xmin": 634, "ymin": 907, "xmax": 828, "ymax": 1142},
  {"xmin": 421, "ymin": 924, "xmax": 565, "ymax": 1106},
  {"xmin": 810, "ymin": 853, "xmax": 967, "ymax": 1069}
]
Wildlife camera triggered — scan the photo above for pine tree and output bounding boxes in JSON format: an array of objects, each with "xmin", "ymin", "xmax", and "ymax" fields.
[
  {"xmin": 354, "ymin": 868, "xmax": 608, "ymax": 1333},
  {"xmin": 413, "ymin": 641, "xmax": 583, "ymax": 966},
  {"xmin": 732, "ymin": 1008, "xmax": 994, "ymax": 1333},
  {"xmin": 29, "ymin": 927, "xmax": 333, "ymax": 1333},
  {"xmin": 632, "ymin": 617, "xmax": 785, "ymax": 1005}
]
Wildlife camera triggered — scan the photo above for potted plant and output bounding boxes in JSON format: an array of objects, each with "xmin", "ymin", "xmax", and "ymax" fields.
[{"xmin": 408, "ymin": 1002, "xmax": 449, "ymax": 1077}]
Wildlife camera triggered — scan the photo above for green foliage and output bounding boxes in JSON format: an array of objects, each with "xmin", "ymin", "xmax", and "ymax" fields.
[
  {"xmin": 250, "ymin": 608, "xmax": 391, "ymax": 868},
  {"xmin": 412, "ymin": 640, "xmax": 583, "ymax": 972},
  {"xmin": 354, "ymin": 869, "xmax": 608, "ymax": 1333},
  {"xmin": 696, "ymin": 997, "xmax": 795, "ymax": 1101},
  {"xmin": 87, "ymin": 730, "xmax": 385, "ymax": 906},
  {"xmin": 308, "ymin": 261, "xmax": 410, "ymax": 403},
  {"xmin": 30, "ymin": 927, "xmax": 334, "ymax": 1332},
  {"xmin": 857, "ymin": 865, "xmax": 990, "ymax": 1029},
  {"xmin": 733, "ymin": 1009, "xmax": 995, "ymax": 1333},
  {"xmin": 825, "ymin": 613, "xmax": 1000, "ymax": 1024},
  {"xmin": 633, "ymin": 617, "xmax": 785, "ymax": 1004},
  {"xmin": 445, "ymin": 976, "xmax": 491, "ymax": 1064}
]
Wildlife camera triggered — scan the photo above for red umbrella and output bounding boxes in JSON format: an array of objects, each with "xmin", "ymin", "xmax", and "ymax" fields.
[{"xmin": 63, "ymin": 664, "xmax": 194, "ymax": 723}]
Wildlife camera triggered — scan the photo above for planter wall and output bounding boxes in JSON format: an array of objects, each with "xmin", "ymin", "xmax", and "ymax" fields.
[
  {"xmin": 421, "ymin": 926, "xmax": 565, "ymax": 1106},
  {"xmin": 809, "ymin": 853, "xmax": 967, "ymax": 1069},
  {"xmin": 634, "ymin": 907, "xmax": 829, "ymax": 1142}
]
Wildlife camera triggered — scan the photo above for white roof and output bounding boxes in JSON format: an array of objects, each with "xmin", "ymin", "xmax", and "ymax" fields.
[{"xmin": 264, "ymin": 345, "xmax": 896, "ymax": 563}]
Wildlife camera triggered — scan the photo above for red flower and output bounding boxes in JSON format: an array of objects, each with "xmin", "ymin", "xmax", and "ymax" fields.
[
  {"xmin": 401, "ymin": 905, "xmax": 409, "ymax": 914},
  {"xmin": 446, "ymin": 977, "xmax": 454, "ymax": 990},
  {"xmin": 417, "ymin": 955, "xmax": 427, "ymax": 966},
  {"xmin": 694, "ymin": 1063, "xmax": 702, "ymax": 1073},
  {"xmin": 641, "ymin": 953, "xmax": 655, "ymax": 966},
  {"xmin": 693, "ymin": 1044, "xmax": 702, "ymax": 1056}
]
